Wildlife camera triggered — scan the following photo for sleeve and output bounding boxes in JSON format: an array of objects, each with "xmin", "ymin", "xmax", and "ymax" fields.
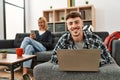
[
  {"xmin": 41, "ymin": 31, "xmax": 52, "ymax": 50},
  {"xmin": 93, "ymin": 34, "xmax": 112, "ymax": 66},
  {"xmin": 50, "ymin": 34, "xmax": 67, "ymax": 64}
]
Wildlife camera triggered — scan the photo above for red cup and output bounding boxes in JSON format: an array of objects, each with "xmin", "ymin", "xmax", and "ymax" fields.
[{"xmin": 16, "ymin": 48, "xmax": 24, "ymax": 57}]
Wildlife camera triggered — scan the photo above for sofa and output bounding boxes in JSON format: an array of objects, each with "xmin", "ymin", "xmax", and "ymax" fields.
[
  {"xmin": 0, "ymin": 31, "xmax": 120, "ymax": 80},
  {"xmin": 0, "ymin": 32, "xmax": 120, "ymax": 68},
  {"xmin": 0, "ymin": 32, "xmax": 64, "ymax": 68},
  {"xmin": 33, "ymin": 32, "xmax": 120, "ymax": 80}
]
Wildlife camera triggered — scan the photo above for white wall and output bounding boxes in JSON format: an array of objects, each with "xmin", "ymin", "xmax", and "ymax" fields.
[
  {"xmin": 0, "ymin": 0, "xmax": 4, "ymax": 39},
  {"xmin": 26, "ymin": 0, "xmax": 120, "ymax": 34},
  {"xmin": 25, "ymin": 0, "xmax": 31, "ymax": 32},
  {"xmin": 0, "ymin": 0, "xmax": 120, "ymax": 38},
  {"xmin": 26, "ymin": 0, "xmax": 67, "ymax": 32},
  {"xmin": 75, "ymin": 0, "xmax": 120, "ymax": 33}
]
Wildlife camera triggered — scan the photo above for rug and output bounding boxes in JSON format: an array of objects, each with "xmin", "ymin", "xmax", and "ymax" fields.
[{"xmin": 0, "ymin": 66, "xmax": 34, "ymax": 80}]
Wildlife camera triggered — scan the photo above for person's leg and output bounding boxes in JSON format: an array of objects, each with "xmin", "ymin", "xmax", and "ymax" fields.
[
  {"xmin": 23, "ymin": 45, "xmax": 35, "ymax": 74},
  {"xmin": 20, "ymin": 37, "xmax": 46, "ymax": 52},
  {"xmin": 21, "ymin": 37, "xmax": 47, "ymax": 79},
  {"xmin": 23, "ymin": 67, "xmax": 28, "ymax": 74},
  {"xmin": 22, "ymin": 45, "xmax": 35, "ymax": 80},
  {"xmin": 20, "ymin": 37, "xmax": 31, "ymax": 49}
]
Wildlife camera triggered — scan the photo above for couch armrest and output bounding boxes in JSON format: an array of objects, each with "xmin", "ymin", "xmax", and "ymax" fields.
[
  {"xmin": 0, "ymin": 39, "xmax": 14, "ymax": 49},
  {"xmin": 112, "ymin": 40, "xmax": 120, "ymax": 66}
]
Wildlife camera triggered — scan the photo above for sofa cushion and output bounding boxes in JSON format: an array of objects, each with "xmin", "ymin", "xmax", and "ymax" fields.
[
  {"xmin": 33, "ymin": 58, "xmax": 120, "ymax": 80},
  {"xmin": 34, "ymin": 51, "xmax": 53, "ymax": 62},
  {"xmin": 93, "ymin": 32, "xmax": 109, "ymax": 41},
  {"xmin": 112, "ymin": 40, "xmax": 120, "ymax": 66},
  {"xmin": 0, "ymin": 40, "xmax": 14, "ymax": 49},
  {"xmin": 13, "ymin": 32, "xmax": 107, "ymax": 48},
  {"xmin": 14, "ymin": 33, "xmax": 30, "ymax": 48},
  {"xmin": 51, "ymin": 32, "xmax": 65, "ymax": 49}
]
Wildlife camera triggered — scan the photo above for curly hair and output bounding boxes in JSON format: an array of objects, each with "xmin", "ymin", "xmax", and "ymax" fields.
[{"xmin": 66, "ymin": 11, "xmax": 82, "ymax": 20}]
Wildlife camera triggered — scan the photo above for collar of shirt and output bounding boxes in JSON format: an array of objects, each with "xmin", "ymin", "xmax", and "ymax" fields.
[{"xmin": 39, "ymin": 30, "xmax": 46, "ymax": 35}]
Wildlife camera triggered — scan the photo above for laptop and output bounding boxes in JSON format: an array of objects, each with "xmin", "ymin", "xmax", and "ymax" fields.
[{"xmin": 57, "ymin": 49, "xmax": 100, "ymax": 71}]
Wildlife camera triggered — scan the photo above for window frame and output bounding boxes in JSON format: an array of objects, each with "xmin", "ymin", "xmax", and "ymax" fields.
[{"xmin": 3, "ymin": 0, "xmax": 25, "ymax": 39}]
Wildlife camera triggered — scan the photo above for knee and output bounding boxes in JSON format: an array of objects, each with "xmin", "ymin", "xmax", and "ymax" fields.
[
  {"xmin": 24, "ymin": 45, "xmax": 35, "ymax": 54},
  {"xmin": 25, "ymin": 45, "xmax": 34, "ymax": 50},
  {"xmin": 24, "ymin": 37, "xmax": 31, "ymax": 41},
  {"xmin": 24, "ymin": 45, "xmax": 35, "ymax": 55}
]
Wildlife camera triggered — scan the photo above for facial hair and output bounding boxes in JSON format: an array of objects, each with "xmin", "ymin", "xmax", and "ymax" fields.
[{"xmin": 71, "ymin": 27, "xmax": 83, "ymax": 42}]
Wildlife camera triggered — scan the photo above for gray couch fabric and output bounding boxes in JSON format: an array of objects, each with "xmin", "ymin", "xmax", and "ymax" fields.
[
  {"xmin": 33, "ymin": 58, "xmax": 120, "ymax": 80},
  {"xmin": 112, "ymin": 40, "xmax": 120, "ymax": 66}
]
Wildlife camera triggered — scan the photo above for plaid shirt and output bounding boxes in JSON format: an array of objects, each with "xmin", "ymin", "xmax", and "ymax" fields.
[{"xmin": 51, "ymin": 30, "xmax": 112, "ymax": 66}]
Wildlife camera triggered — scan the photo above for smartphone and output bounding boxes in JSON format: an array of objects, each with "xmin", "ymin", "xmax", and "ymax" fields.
[
  {"xmin": 31, "ymin": 30, "xmax": 36, "ymax": 38},
  {"xmin": 31, "ymin": 30, "xmax": 35, "ymax": 34}
]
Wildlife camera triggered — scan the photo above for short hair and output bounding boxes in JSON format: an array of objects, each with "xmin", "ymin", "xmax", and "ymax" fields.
[
  {"xmin": 66, "ymin": 11, "xmax": 81, "ymax": 20},
  {"xmin": 38, "ymin": 17, "xmax": 48, "ymax": 30}
]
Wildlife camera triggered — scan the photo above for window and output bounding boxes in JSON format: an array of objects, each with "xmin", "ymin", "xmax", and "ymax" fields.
[{"xmin": 3, "ymin": 0, "xmax": 25, "ymax": 39}]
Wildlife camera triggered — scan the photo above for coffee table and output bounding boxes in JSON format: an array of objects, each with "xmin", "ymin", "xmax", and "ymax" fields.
[{"xmin": 0, "ymin": 54, "xmax": 36, "ymax": 80}]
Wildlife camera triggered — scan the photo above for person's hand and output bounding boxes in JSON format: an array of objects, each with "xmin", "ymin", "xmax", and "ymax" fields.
[{"xmin": 30, "ymin": 33, "xmax": 36, "ymax": 39}]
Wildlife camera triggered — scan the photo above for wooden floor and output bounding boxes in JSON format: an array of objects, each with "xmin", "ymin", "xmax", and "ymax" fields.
[{"xmin": 0, "ymin": 66, "xmax": 35, "ymax": 80}]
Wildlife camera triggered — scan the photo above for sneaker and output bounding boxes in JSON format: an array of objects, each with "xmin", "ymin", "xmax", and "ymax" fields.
[
  {"xmin": 4, "ymin": 64, "xmax": 21, "ymax": 73},
  {"xmin": 23, "ymin": 74, "xmax": 32, "ymax": 80}
]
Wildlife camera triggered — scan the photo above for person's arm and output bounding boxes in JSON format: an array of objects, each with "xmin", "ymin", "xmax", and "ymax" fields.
[
  {"xmin": 98, "ymin": 40, "xmax": 112, "ymax": 65},
  {"xmin": 40, "ymin": 31, "xmax": 52, "ymax": 50},
  {"xmin": 51, "ymin": 39, "xmax": 63, "ymax": 64},
  {"xmin": 84, "ymin": 30, "xmax": 112, "ymax": 66},
  {"xmin": 92, "ymin": 33, "xmax": 112, "ymax": 66},
  {"xmin": 30, "ymin": 30, "xmax": 36, "ymax": 39},
  {"xmin": 51, "ymin": 33, "xmax": 68, "ymax": 64}
]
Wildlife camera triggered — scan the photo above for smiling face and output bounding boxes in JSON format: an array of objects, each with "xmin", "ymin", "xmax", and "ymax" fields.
[
  {"xmin": 38, "ymin": 17, "xmax": 48, "ymax": 31},
  {"xmin": 66, "ymin": 12, "xmax": 83, "ymax": 42},
  {"xmin": 38, "ymin": 19, "xmax": 45, "ymax": 30}
]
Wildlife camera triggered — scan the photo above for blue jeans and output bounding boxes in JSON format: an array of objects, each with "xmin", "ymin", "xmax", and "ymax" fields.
[{"xmin": 20, "ymin": 37, "xmax": 46, "ymax": 68}]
